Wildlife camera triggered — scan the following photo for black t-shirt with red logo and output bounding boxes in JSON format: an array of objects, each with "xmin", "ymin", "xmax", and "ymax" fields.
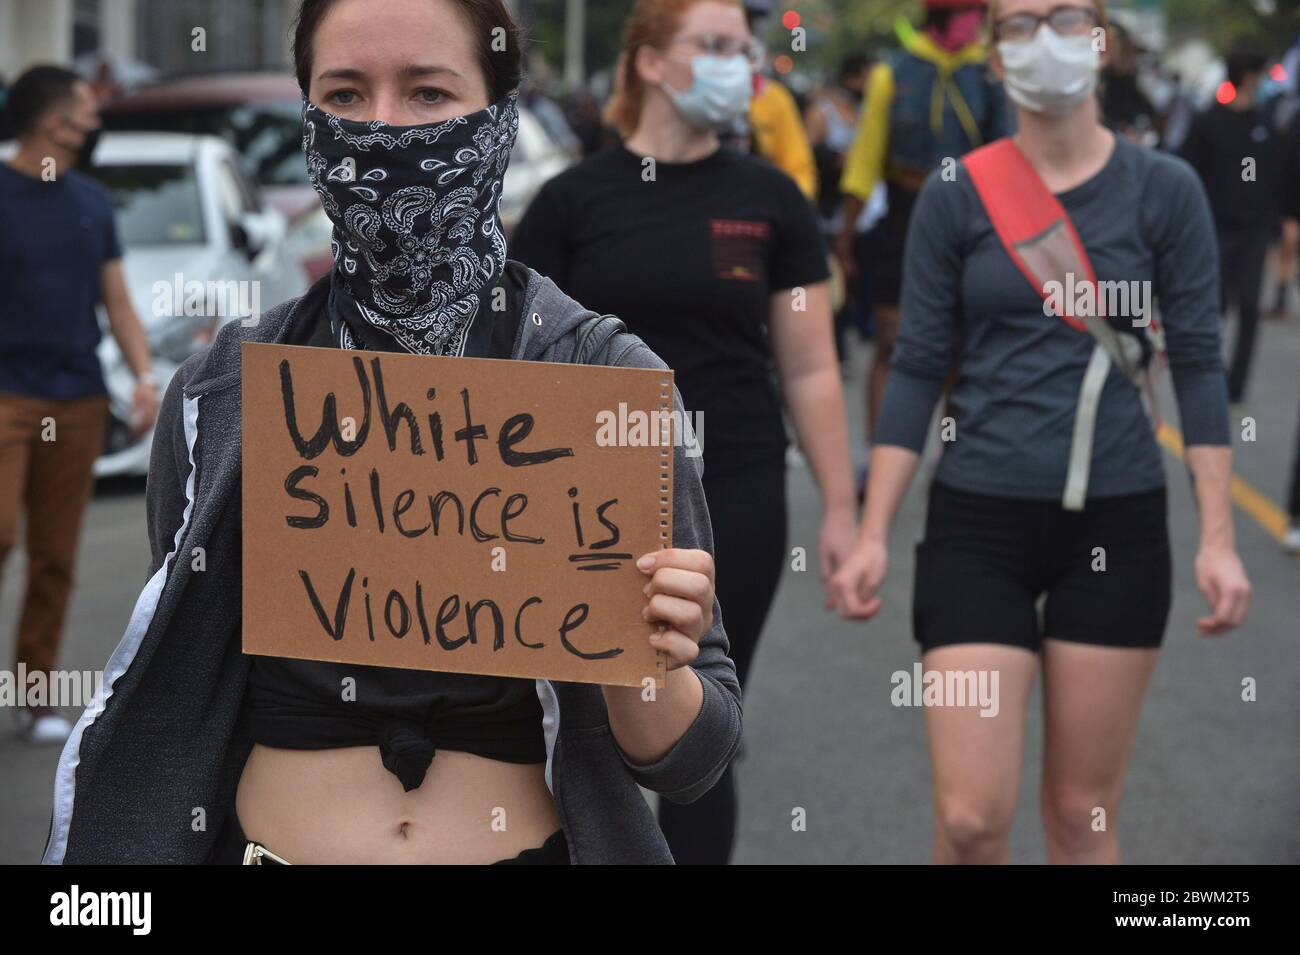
[{"xmin": 511, "ymin": 144, "xmax": 829, "ymax": 474}]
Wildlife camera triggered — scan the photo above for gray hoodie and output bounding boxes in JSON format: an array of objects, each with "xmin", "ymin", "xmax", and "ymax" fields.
[{"xmin": 42, "ymin": 267, "xmax": 741, "ymax": 865}]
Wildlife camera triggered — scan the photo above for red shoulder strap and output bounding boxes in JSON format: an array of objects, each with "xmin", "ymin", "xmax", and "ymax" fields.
[
  {"xmin": 961, "ymin": 138, "xmax": 1095, "ymax": 332},
  {"xmin": 962, "ymin": 137, "xmax": 1167, "ymax": 429}
]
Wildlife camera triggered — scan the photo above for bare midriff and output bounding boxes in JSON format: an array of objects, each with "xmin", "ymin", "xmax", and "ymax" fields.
[{"xmin": 235, "ymin": 743, "xmax": 561, "ymax": 864}]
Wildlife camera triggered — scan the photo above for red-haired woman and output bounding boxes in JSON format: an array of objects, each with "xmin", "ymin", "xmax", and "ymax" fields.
[{"xmin": 513, "ymin": 0, "xmax": 856, "ymax": 864}]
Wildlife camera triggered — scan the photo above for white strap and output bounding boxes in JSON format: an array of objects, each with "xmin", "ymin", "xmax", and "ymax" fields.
[
  {"xmin": 1081, "ymin": 315, "xmax": 1143, "ymax": 388},
  {"xmin": 1064, "ymin": 342, "xmax": 1112, "ymax": 511}
]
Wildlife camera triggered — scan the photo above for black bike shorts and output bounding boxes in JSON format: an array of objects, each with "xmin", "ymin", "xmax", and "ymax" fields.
[{"xmin": 912, "ymin": 481, "xmax": 1172, "ymax": 653}]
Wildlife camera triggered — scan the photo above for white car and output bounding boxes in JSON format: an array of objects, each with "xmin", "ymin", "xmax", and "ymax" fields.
[
  {"xmin": 85, "ymin": 133, "xmax": 309, "ymax": 476},
  {"xmin": 500, "ymin": 105, "xmax": 574, "ymax": 232}
]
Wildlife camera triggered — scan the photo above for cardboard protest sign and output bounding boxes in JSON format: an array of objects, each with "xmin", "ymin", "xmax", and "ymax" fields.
[{"xmin": 241, "ymin": 342, "xmax": 673, "ymax": 688}]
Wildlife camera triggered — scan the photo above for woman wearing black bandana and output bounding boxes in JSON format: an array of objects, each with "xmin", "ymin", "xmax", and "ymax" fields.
[{"xmin": 41, "ymin": 0, "xmax": 740, "ymax": 867}]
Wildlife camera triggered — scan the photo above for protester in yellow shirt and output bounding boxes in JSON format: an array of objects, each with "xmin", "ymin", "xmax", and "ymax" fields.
[
  {"xmin": 750, "ymin": 71, "xmax": 818, "ymax": 199},
  {"xmin": 742, "ymin": 0, "xmax": 817, "ymax": 199},
  {"xmin": 836, "ymin": 0, "xmax": 1009, "ymax": 481}
]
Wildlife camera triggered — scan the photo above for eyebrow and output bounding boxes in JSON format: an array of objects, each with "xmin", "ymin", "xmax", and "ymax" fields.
[{"xmin": 317, "ymin": 65, "xmax": 463, "ymax": 82}]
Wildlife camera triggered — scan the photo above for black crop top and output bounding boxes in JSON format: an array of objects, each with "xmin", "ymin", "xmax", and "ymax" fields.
[{"xmin": 243, "ymin": 262, "xmax": 543, "ymax": 791}]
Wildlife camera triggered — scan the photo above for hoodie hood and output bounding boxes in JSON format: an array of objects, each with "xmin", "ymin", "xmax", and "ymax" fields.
[{"xmin": 512, "ymin": 261, "xmax": 611, "ymax": 362}]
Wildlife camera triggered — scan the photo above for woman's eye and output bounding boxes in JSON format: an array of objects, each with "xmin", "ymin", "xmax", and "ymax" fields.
[
  {"xmin": 416, "ymin": 88, "xmax": 446, "ymax": 105},
  {"xmin": 327, "ymin": 90, "xmax": 359, "ymax": 106}
]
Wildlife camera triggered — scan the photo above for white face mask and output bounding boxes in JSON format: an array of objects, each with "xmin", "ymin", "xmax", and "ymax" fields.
[
  {"xmin": 661, "ymin": 54, "xmax": 753, "ymax": 130},
  {"xmin": 997, "ymin": 26, "xmax": 1100, "ymax": 116}
]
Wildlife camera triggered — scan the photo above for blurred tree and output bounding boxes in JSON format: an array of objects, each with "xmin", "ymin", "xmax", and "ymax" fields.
[
  {"xmin": 523, "ymin": 0, "xmax": 636, "ymax": 88},
  {"xmin": 518, "ymin": 0, "xmax": 1300, "ymax": 94},
  {"xmin": 519, "ymin": 0, "xmax": 924, "ymax": 90},
  {"xmin": 786, "ymin": 0, "xmax": 919, "ymax": 76},
  {"xmin": 1164, "ymin": 0, "xmax": 1300, "ymax": 55},
  {"xmin": 517, "ymin": 1, "xmax": 1300, "ymax": 87}
]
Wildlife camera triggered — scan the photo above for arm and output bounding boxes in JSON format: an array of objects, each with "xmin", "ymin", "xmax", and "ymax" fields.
[
  {"xmin": 1185, "ymin": 446, "xmax": 1250, "ymax": 634},
  {"xmin": 101, "ymin": 259, "xmax": 159, "ymax": 436},
  {"xmin": 768, "ymin": 280, "xmax": 857, "ymax": 587},
  {"xmin": 1147, "ymin": 159, "xmax": 1251, "ymax": 634},
  {"xmin": 774, "ymin": 87, "xmax": 816, "ymax": 201},
  {"xmin": 830, "ymin": 172, "xmax": 963, "ymax": 617},
  {"xmin": 831, "ymin": 445, "xmax": 920, "ymax": 618},
  {"xmin": 754, "ymin": 81, "xmax": 811, "ymax": 200},
  {"xmin": 1186, "ymin": 453, "xmax": 1233, "ymax": 552},
  {"xmin": 602, "ymin": 546, "xmax": 708, "ymax": 764},
  {"xmin": 837, "ymin": 63, "xmax": 893, "ymax": 282},
  {"xmin": 839, "ymin": 63, "xmax": 892, "ymax": 203},
  {"xmin": 602, "ymin": 364, "xmax": 741, "ymax": 804}
]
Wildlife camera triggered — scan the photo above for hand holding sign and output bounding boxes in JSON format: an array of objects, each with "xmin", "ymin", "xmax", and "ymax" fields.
[
  {"xmin": 242, "ymin": 342, "xmax": 677, "ymax": 688},
  {"xmin": 638, "ymin": 548, "xmax": 715, "ymax": 670}
]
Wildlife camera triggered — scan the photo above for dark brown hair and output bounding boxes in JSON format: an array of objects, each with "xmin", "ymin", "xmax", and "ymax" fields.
[
  {"xmin": 292, "ymin": 0, "xmax": 524, "ymax": 101},
  {"xmin": 6, "ymin": 65, "xmax": 83, "ymax": 137}
]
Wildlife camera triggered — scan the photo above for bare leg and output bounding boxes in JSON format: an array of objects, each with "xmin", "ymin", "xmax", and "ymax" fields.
[
  {"xmin": 923, "ymin": 643, "xmax": 1038, "ymax": 864},
  {"xmin": 1039, "ymin": 638, "xmax": 1160, "ymax": 864}
]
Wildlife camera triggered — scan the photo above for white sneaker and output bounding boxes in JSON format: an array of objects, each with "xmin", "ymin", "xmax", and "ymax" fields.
[
  {"xmin": 17, "ymin": 709, "xmax": 73, "ymax": 745},
  {"xmin": 1283, "ymin": 524, "xmax": 1300, "ymax": 555}
]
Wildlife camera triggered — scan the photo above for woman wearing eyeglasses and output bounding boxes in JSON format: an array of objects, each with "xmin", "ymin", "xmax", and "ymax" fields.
[
  {"xmin": 831, "ymin": 0, "xmax": 1251, "ymax": 863},
  {"xmin": 513, "ymin": 0, "xmax": 856, "ymax": 865}
]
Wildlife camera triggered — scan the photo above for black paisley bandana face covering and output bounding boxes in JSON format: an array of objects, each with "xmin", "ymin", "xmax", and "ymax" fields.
[{"xmin": 302, "ymin": 92, "xmax": 520, "ymax": 356}]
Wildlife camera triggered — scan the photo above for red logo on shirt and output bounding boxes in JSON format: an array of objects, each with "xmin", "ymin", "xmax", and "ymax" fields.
[{"xmin": 710, "ymin": 219, "xmax": 770, "ymax": 282}]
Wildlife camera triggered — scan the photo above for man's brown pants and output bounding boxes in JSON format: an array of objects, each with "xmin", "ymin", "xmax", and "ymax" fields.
[{"xmin": 0, "ymin": 393, "xmax": 109, "ymax": 675}]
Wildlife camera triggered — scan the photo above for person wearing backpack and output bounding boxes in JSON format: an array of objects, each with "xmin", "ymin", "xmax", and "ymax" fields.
[
  {"xmin": 829, "ymin": 0, "xmax": 1251, "ymax": 864},
  {"xmin": 835, "ymin": 0, "xmax": 1011, "ymax": 494}
]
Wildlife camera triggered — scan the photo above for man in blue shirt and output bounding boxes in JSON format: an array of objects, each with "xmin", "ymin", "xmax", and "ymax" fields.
[{"xmin": 0, "ymin": 66, "xmax": 158, "ymax": 744}]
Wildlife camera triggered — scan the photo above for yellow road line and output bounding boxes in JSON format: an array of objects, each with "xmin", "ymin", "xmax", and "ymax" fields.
[{"xmin": 1156, "ymin": 424, "xmax": 1291, "ymax": 543}]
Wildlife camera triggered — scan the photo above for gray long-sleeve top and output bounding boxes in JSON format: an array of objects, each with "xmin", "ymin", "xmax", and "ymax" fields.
[
  {"xmin": 42, "ymin": 270, "xmax": 741, "ymax": 865},
  {"xmin": 875, "ymin": 137, "xmax": 1231, "ymax": 500}
]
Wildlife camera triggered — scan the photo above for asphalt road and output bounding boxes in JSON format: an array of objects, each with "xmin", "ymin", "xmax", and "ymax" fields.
[{"xmin": 3, "ymin": 315, "xmax": 1297, "ymax": 865}]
